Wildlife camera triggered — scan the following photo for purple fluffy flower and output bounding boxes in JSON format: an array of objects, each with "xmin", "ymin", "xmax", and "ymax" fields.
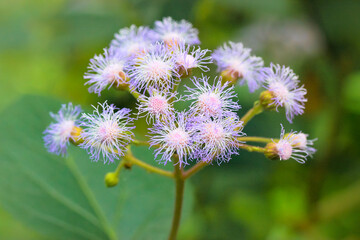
[
  {"xmin": 172, "ymin": 40, "xmax": 212, "ymax": 75},
  {"xmin": 84, "ymin": 48, "xmax": 128, "ymax": 96},
  {"xmin": 269, "ymin": 125, "xmax": 310, "ymax": 164},
  {"xmin": 137, "ymin": 89, "xmax": 176, "ymax": 123},
  {"xmin": 212, "ymin": 42, "xmax": 265, "ymax": 92},
  {"xmin": 43, "ymin": 103, "xmax": 82, "ymax": 156},
  {"xmin": 110, "ymin": 25, "xmax": 154, "ymax": 57},
  {"xmin": 153, "ymin": 17, "xmax": 200, "ymax": 46},
  {"xmin": 79, "ymin": 102, "xmax": 135, "ymax": 163},
  {"xmin": 127, "ymin": 42, "xmax": 179, "ymax": 93},
  {"xmin": 149, "ymin": 112, "xmax": 198, "ymax": 167},
  {"xmin": 263, "ymin": 63, "xmax": 307, "ymax": 123},
  {"xmin": 194, "ymin": 116, "xmax": 244, "ymax": 164},
  {"xmin": 184, "ymin": 75, "xmax": 241, "ymax": 117}
]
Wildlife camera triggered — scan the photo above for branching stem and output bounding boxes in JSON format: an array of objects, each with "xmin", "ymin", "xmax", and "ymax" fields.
[
  {"xmin": 168, "ymin": 164, "xmax": 185, "ymax": 240},
  {"xmin": 240, "ymin": 101, "xmax": 264, "ymax": 126},
  {"xmin": 123, "ymin": 148, "xmax": 174, "ymax": 178}
]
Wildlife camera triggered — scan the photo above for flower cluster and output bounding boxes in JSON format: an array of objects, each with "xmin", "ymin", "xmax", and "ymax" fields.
[{"xmin": 43, "ymin": 17, "xmax": 316, "ymax": 166}]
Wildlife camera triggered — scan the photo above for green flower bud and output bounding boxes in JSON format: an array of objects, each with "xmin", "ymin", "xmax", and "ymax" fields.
[
  {"xmin": 104, "ymin": 172, "xmax": 119, "ymax": 188},
  {"xmin": 259, "ymin": 90, "xmax": 276, "ymax": 110}
]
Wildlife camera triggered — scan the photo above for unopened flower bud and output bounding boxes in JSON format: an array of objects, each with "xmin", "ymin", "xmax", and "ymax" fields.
[
  {"xmin": 104, "ymin": 172, "xmax": 119, "ymax": 188},
  {"xmin": 70, "ymin": 126, "xmax": 83, "ymax": 145},
  {"xmin": 259, "ymin": 90, "xmax": 276, "ymax": 110},
  {"xmin": 220, "ymin": 69, "xmax": 238, "ymax": 85},
  {"xmin": 264, "ymin": 142, "xmax": 280, "ymax": 160}
]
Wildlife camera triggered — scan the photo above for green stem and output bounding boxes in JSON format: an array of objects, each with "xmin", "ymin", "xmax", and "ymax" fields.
[
  {"xmin": 240, "ymin": 101, "xmax": 264, "ymax": 126},
  {"xmin": 124, "ymin": 151, "xmax": 174, "ymax": 178},
  {"xmin": 238, "ymin": 143, "xmax": 266, "ymax": 153},
  {"xmin": 238, "ymin": 136, "xmax": 275, "ymax": 143},
  {"xmin": 114, "ymin": 160, "xmax": 125, "ymax": 175},
  {"xmin": 168, "ymin": 164, "xmax": 185, "ymax": 240},
  {"xmin": 183, "ymin": 161, "xmax": 209, "ymax": 179}
]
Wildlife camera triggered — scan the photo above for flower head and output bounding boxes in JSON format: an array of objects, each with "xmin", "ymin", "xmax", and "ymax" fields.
[
  {"xmin": 43, "ymin": 103, "xmax": 82, "ymax": 156},
  {"xmin": 127, "ymin": 42, "xmax": 179, "ymax": 93},
  {"xmin": 148, "ymin": 112, "xmax": 197, "ymax": 166},
  {"xmin": 110, "ymin": 25, "xmax": 154, "ymax": 57},
  {"xmin": 172, "ymin": 41, "xmax": 212, "ymax": 76},
  {"xmin": 153, "ymin": 17, "xmax": 200, "ymax": 46},
  {"xmin": 194, "ymin": 116, "xmax": 244, "ymax": 164},
  {"xmin": 263, "ymin": 63, "xmax": 307, "ymax": 123},
  {"xmin": 79, "ymin": 102, "xmax": 135, "ymax": 163},
  {"xmin": 137, "ymin": 89, "xmax": 176, "ymax": 123},
  {"xmin": 212, "ymin": 42, "xmax": 265, "ymax": 92},
  {"xmin": 184, "ymin": 76, "xmax": 241, "ymax": 117},
  {"xmin": 265, "ymin": 125, "xmax": 311, "ymax": 164},
  {"xmin": 84, "ymin": 48, "xmax": 128, "ymax": 96}
]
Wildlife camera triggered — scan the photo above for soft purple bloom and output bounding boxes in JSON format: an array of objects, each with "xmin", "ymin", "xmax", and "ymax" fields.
[
  {"xmin": 273, "ymin": 125, "xmax": 309, "ymax": 164},
  {"xmin": 148, "ymin": 112, "xmax": 198, "ymax": 167},
  {"xmin": 184, "ymin": 75, "xmax": 241, "ymax": 117},
  {"xmin": 84, "ymin": 48, "xmax": 128, "ymax": 96},
  {"xmin": 263, "ymin": 63, "xmax": 307, "ymax": 123},
  {"xmin": 137, "ymin": 89, "xmax": 176, "ymax": 123},
  {"xmin": 212, "ymin": 41, "xmax": 265, "ymax": 92},
  {"xmin": 153, "ymin": 17, "xmax": 200, "ymax": 46},
  {"xmin": 79, "ymin": 102, "xmax": 135, "ymax": 163},
  {"xmin": 291, "ymin": 132, "xmax": 317, "ymax": 156},
  {"xmin": 110, "ymin": 25, "xmax": 154, "ymax": 57},
  {"xmin": 43, "ymin": 103, "xmax": 82, "ymax": 156},
  {"xmin": 172, "ymin": 40, "xmax": 212, "ymax": 74},
  {"xmin": 127, "ymin": 42, "xmax": 179, "ymax": 93},
  {"xmin": 194, "ymin": 116, "xmax": 244, "ymax": 164}
]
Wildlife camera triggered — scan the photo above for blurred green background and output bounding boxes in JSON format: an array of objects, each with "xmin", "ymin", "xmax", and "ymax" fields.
[{"xmin": 1, "ymin": 0, "xmax": 360, "ymax": 239}]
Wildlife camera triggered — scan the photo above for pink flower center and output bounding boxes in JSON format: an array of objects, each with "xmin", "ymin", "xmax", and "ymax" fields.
[
  {"xmin": 166, "ymin": 128, "xmax": 189, "ymax": 147},
  {"xmin": 103, "ymin": 63, "xmax": 125, "ymax": 83},
  {"xmin": 198, "ymin": 92, "xmax": 222, "ymax": 116},
  {"xmin": 97, "ymin": 120, "xmax": 121, "ymax": 143},
  {"xmin": 146, "ymin": 60, "xmax": 170, "ymax": 80},
  {"xmin": 276, "ymin": 141, "xmax": 293, "ymax": 160},
  {"xmin": 203, "ymin": 122, "xmax": 224, "ymax": 142},
  {"xmin": 147, "ymin": 95, "xmax": 169, "ymax": 114},
  {"xmin": 270, "ymin": 82, "xmax": 290, "ymax": 102}
]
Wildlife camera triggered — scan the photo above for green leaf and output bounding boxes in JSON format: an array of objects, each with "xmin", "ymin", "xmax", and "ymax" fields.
[{"xmin": 0, "ymin": 95, "xmax": 193, "ymax": 240}]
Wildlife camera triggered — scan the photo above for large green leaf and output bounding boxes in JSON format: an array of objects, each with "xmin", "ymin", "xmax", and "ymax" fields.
[{"xmin": 0, "ymin": 95, "xmax": 193, "ymax": 240}]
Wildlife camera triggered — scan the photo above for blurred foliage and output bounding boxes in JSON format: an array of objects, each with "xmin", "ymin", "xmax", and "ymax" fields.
[{"xmin": 0, "ymin": 0, "xmax": 360, "ymax": 239}]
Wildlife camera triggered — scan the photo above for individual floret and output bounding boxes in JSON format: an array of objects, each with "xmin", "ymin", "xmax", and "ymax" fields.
[
  {"xmin": 194, "ymin": 116, "xmax": 244, "ymax": 164},
  {"xmin": 261, "ymin": 63, "xmax": 307, "ymax": 123},
  {"xmin": 137, "ymin": 89, "xmax": 176, "ymax": 123},
  {"xmin": 172, "ymin": 41, "xmax": 212, "ymax": 77},
  {"xmin": 184, "ymin": 76, "xmax": 241, "ymax": 118},
  {"xmin": 265, "ymin": 125, "xmax": 312, "ymax": 164},
  {"xmin": 212, "ymin": 41, "xmax": 265, "ymax": 92},
  {"xmin": 127, "ymin": 42, "xmax": 179, "ymax": 93},
  {"xmin": 43, "ymin": 103, "xmax": 82, "ymax": 156},
  {"xmin": 153, "ymin": 17, "xmax": 200, "ymax": 46},
  {"xmin": 79, "ymin": 102, "xmax": 135, "ymax": 163},
  {"xmin": 148, "ymin": 112, "xmax": 198, "ymax": 166},
  {"xmin": 110, "ymin": 25, "xmax": 155, "ymax": 57},
  {"xmin": 84, "ymin": 48, "xmax": 128, "ymax": 96}
]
